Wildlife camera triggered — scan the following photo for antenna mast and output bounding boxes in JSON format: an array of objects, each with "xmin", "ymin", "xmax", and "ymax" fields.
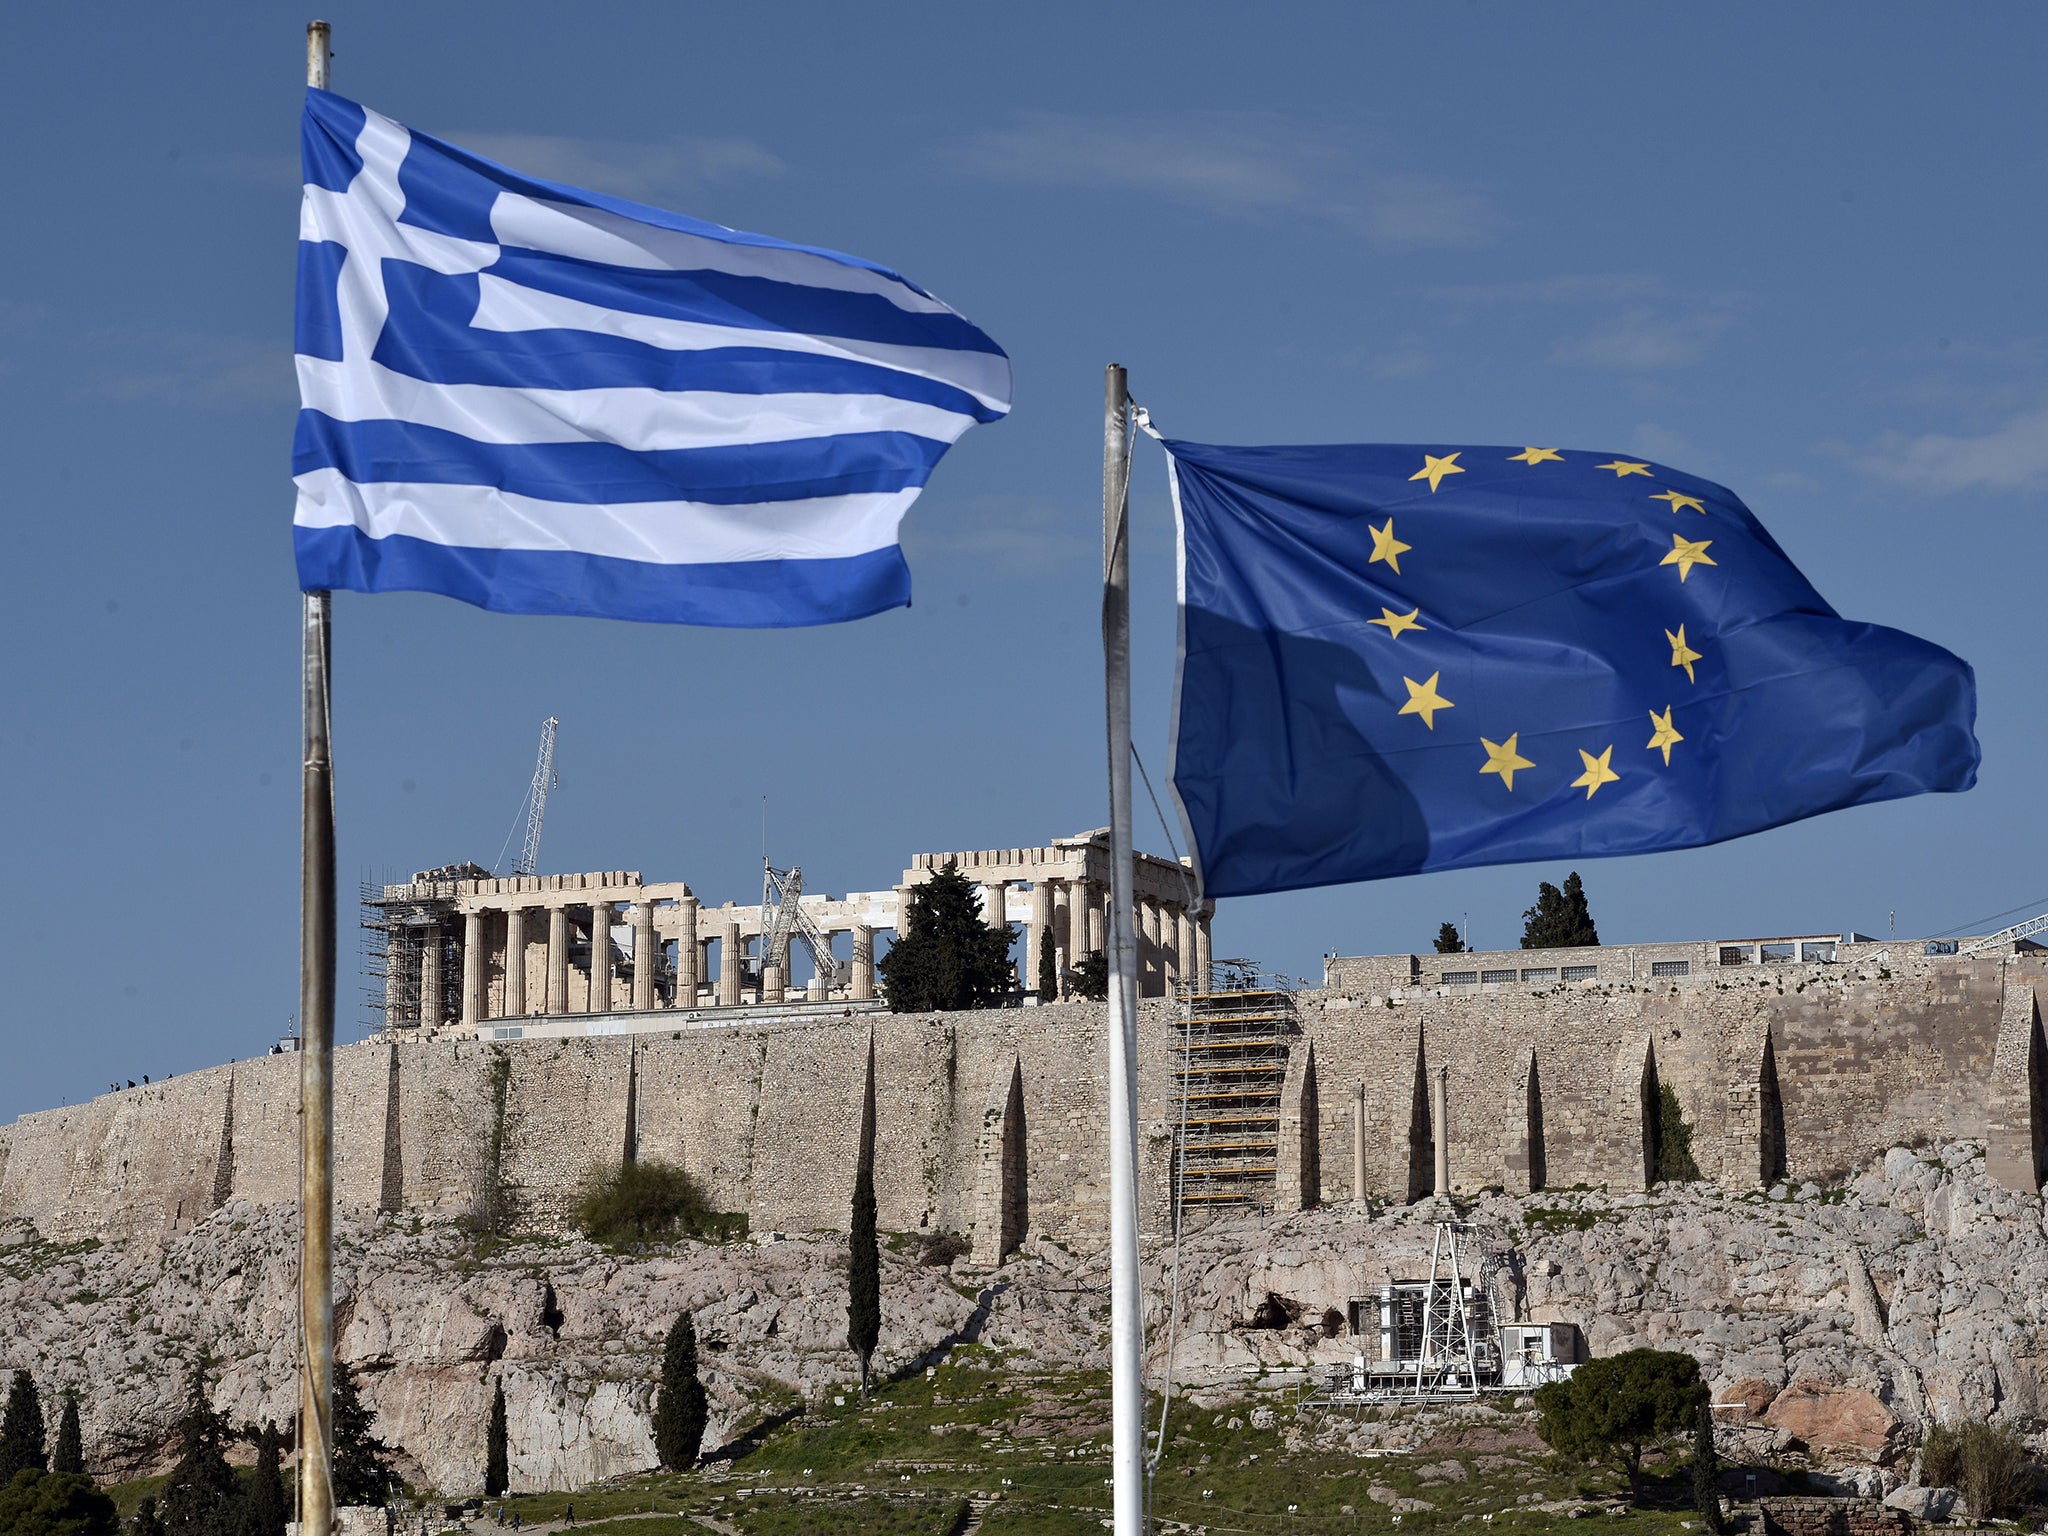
[{"xmin": 514, "ymin": 717, "xmax": 559, "ymax": 877}]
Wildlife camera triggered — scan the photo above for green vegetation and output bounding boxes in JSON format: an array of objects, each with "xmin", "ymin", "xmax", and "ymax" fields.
[
  {"xmin": 1521, "ymin": 872, "xmax": 1599, "ymax": 949},
  {"xmin": 1067, "ymin": 950, "xmax": 1108, "ymax": 1002},
  {"xmin": 466, "ymin": 1048, "xmax": 517, "ymax": 1237},
  {"xmin": 239, "ymin": 1423, "xmax": 286, "ymax": 1536},
  {"xmin": 848, "ymin": 1095, "xmax": 882, "ymax": 1397},
  {"xmin": 1036, "ymin": 933, "xmax": 1058, "ymax": 999},
  {"xmin": 0, "ymin": 1467, "xmax": 117, "ymax": 1535},
  {"xmin": 0, "ymin": 1373, "xmax": 47, "ymax": 1485},
  {"xmin": 653, "ymin": 1312, "xmax": 709, "ymax": 1472},
  {"xmin": 1690, "ymin": 1400, "xmax": 1722, "ymax": 1533},
  {"xmin": 1652, "ymin": 1083, "xmax": 1702, "ymax": 1184},
  {"xmin": 485, "ymin": 1380, "xmax": 509, "ymax": 1498},
  {"xmin": 47, "ymin": 1399, "xmax": 80, "ymax": 1481},
  {"xmin": 1433, "ymin": 921, "xmax": 1468, "ymax": 954},
  {"xmin": 330, "ymin": 1361, "xmax": 397, "ymax": 1508},
  {"xmin": 1535, "ymin": 1347, "xmax": 1707, "ymax": 1496},
  {"xmin": 158, "ymin": 1369, "xmax": 237, "ymax": 1536},
  {"xmin": 1921, "ymin": 1418, "xmax": 2037, "ymax": 1519},
  {"xmin": 575, "ymin": 1158, "xmax": 743, "ymax": 1244},
  {"xmin": 878, "ymin": 860, "xmax": 1016, "ymax": 1012}
]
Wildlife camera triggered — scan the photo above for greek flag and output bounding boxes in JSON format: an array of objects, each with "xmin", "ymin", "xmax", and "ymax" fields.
[{"xmin": 294, "ymin": 90, "xmax": 1011, "ymax": 626}]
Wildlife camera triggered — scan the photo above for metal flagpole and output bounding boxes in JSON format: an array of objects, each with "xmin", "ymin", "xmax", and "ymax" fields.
[
  {"xmin": 300, "ymin": 25, "xmax": 338, "ymax": 1536},
  {"xmin": 1101, "ymin": 364, "xmax": 1144, "ymax": 1536}
]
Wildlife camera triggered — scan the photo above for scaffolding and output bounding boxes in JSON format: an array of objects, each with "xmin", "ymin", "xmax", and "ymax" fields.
[
  {"xmin": 359, "ymin": 862, "xmax": 483, "ymax": 1034},
  {"xmin": 1170, "ymin": 961, "xmax": 1300, "ymax": 1214}
]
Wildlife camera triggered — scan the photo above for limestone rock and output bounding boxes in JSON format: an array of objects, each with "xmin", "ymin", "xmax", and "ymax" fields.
[
  {"xmin": 1764, "ymin": 1385, "xmax": 1898, "ymax": 1458},
  {"xmin": 1883, "ymin": 1486, "xmax": 1957, "ymax": 1521}
]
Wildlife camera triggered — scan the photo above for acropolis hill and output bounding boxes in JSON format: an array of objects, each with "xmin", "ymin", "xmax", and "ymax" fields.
[{"xmin": 2, "ymin": 890, "xmax": 2042, "ymax": 1258}]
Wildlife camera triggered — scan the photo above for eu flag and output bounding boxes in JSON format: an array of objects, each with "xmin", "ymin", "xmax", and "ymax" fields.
[{"xmin": 1163, "ymin": 439, "xmax": 1980, "ymax": 898}]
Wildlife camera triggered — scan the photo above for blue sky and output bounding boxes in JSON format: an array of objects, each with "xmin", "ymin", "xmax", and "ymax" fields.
[{"xmin": 4, "ymin": 4, "xmax": 2044, "ymax": 1120}]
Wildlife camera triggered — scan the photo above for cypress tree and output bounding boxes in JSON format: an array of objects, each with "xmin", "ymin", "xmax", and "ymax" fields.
[
  {"xmin": 239, "ymin": 1421, "xmax": 287, "ymax": 1536},
  {"xmin": 1692, "ymin": 1399, "xmax": 1724, "ymax": 1533},
  {"xmin": 651, "ymin": 1313, "xmax": 709, "ymax": 1472},
  {"xmin": 134, "ymin": 1496, "xmax": 166, "ymax": 1536},
  {"xmin": 1432, "ymin": 922, "xmax": 1467, "ymax": 955},
  {"xmin": 0, "ymin": 1370, "xmax": 47, "ymax": 1483},
  {"xmin": 1069, "ymin": 950, "xmax": 1109, "ymax": 1002},
  {"xmin": 1521, "ymin": 871, "xmax": 1599, "ymax": 949},
  {"xmin": 159, "ymin": 1369, "xmax": 238, "ymax": 1536},
  {"xmin": 876, "ymin": 861, "xmax": 1016, "ymax": 1012},
  {"xmin": 1036, "ymin": 932, "xmax": 1058, "ymax": 999},
  {"xmin": 484, "ymin": 1380, "xmax": 509, "ymax": 1498},
  {"xmin": 330, "ymin": 1362, "xmax": 395, "ymax": 1508},
  {"xmin": 51, "ymin": 1392, "xmax": 83, "ymax": 1476},
  {"xmin": 846, "ymin": 1041, "xmax": 881, "ymax": 1398}
]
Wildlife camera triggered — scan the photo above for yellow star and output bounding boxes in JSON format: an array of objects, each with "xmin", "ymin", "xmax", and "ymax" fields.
[
  {"xmin": 1368, "ymin": 518, "xmax": 1411, "ymax": 574},
  {"xmin": 1408, "ymin": 452, "xmax": 1466, "ymax": 493},
  {"xmin": 1572, "ymin": 745, "xmax": 1620, "ymax": 799},
  {"xmin": 1479, "ymin": 733, "xmax": 1535, "ymax": 791},
  {"xmin": 1509, "ymin": 447, "xmax": 1563, "ymax": 466},
  {"xmin": 1398, "ymin": 671, "xmax": 1454, "ymax": 730},
  {"xmin": 1651, "ymin": 489, "xmax": 1706, "ymax": 514},
  {"xmin": 1646, "ymin": 706, "xmax": 1684, "ymax": 767},
  {"xmin": 1666, "ymin": 624, "xmax": 1702, "ymax": 683},
  {"xmin": 1597, "ymin": 460, "xmax": 1653, "ymax": 478},
  {"xmin": 1369, "ymin": 606, "xmax": 1425, "ymax": 638},
  {"xmin": 1661, "ymin": 534, "xmax": 1716, "ymax": 582}
]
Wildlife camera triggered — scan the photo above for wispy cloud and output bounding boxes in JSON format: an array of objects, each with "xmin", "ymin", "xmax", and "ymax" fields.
[
  {"xmin": 944, "ymin": 111, "xmax": 1496, "ymax": 248},
  {"xmin": 452, "ymin": 132, "xmax": 784, "ymax": 202},
  {"xmin": 1864, "ymin": 405, "xmax": 2048, "ymax": 492},
  {"xmin": 1432, "ymin": 274, "xmax": 1740, "ymax": 372}
]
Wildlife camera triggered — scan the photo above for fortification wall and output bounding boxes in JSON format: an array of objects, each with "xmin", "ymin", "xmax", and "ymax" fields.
[{"xmin": 2, "ymin": 957, "xmax": 2041, "ymax": 1254}]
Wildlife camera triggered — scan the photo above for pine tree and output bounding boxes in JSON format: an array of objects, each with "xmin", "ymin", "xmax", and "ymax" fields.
[
  {"xmin": 1069, "ymin": 949, "xmax": 1109, "ymax": 1002},
  {"xmin": 133, "ymin": 1495, "xmax": 167, "ymax": 1536},
  {"xmin": 238, "ymin": 1422, "xmax": 287, "ymax": 1536},
  {"xmin": 51, "ymin": 1392, "xmax": 82, "ymax": 1476},
  {"xmin": 484, "ymin": 1380, "xmax": 509, "ymax": 1498},
  {"xmin": 846, "ymin": 1069, "xmax": 881, "ymax": 1398},
  {"xmin": 1521, "ymin": 871, "xmax": 1600, "ymax": 949},
  {"xmin": 0, "ymin": 1371, "xmax": 47, "ymax": 1485},
  {"xmin": 159, "ymin": 1369, "xmax": 238, "ymax": 1536},
  {"xmin": 1035, "ymin": 932, "xmax": 1058, "ymax": 999},
  {"xmin": 652, "ymin": 1313, "xmax": 709, "ymax": 1472},
  {"xmin": 1692, "ymin": 1399, "xmax": 1724, "ymax": 1532},
  {"xmin": 876, "ymin": 861, "xmax": 1015, "ymax": 1012},
  {"xmin": 330, "ymin": 1362, "xmax": 395, "ymax": 1508},
  {"xmin": 1432, "ymin": 922, "xmax": 1467, "ymax": 955}
]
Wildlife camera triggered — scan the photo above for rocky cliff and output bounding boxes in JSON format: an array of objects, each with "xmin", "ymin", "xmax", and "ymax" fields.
[{"xmin": 1, "ymin": 1139, "xmax": 2041, "ymax": 1496}]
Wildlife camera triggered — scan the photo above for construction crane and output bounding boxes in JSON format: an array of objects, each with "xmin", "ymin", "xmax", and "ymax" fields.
[
  {"xmin": 512, "ymin": 717, "xmax": 559, "ymax": 878},
  {"xmin": 760, "ymin": 860, "xmax": 848, "ymax": 988},
  {"xmin": 1959, "ymin": 910, "xmax": 2048, "ymax": 956}
]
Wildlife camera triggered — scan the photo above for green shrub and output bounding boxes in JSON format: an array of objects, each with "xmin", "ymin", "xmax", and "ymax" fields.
[
  {"xmin": 1653, "ymin": 1082, "xmax": 1702, "ymax": 1183},
  {"xmin": 575, "ymin": 1159, "xmax": 741, "ymax": 1244},
  {"xmin": 1921, "ymin": 1420, "xmax": 2035, "ymax": 1518}
]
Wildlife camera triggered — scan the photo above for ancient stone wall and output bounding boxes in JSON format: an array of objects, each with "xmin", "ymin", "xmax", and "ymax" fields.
[{"xmin": 2, "ymin": 956, "xmax": 2042, "ymax": 1253}]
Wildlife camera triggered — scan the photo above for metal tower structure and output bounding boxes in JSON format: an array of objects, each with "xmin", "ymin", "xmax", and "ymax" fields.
[
  {"xmin": 760, "ymin": 860, "xmax": 847, "ymax": 988},
  {"xmin": 512, "ymin": 717, "xmax": 559, "ymax": 878},
  {"xmin": 1959, "ymin": 911, "xmax": 2048, "ymax": 955},
  {"xmin": 1413, "ymin": 1221, "xmax": 1489, "ymax": 1399}
]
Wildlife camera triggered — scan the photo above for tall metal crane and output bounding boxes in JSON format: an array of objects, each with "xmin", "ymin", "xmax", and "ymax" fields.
[
  {"xmin": 760, "ymin": 860, "xmax": 848, "ymax": 987},
  {"xmin": 513, "ymin": 717, "xmax": 559, "ymax": 878}
]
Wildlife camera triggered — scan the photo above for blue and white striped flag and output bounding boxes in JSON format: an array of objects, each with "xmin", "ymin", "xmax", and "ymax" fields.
[{"xmin": 294, "ymin": 90, "xmax": 1011, "ymax": 627}]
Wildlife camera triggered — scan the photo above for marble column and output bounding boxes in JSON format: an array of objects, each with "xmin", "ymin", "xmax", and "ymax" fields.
[
  {"xmin": 719, "ymin": 917, "xmax": 742, "ymax": 1007},
  {"xmin": 851, "ymin": 923, "xmax": 875, "ymax": 1000},
  {"xmin": 762, "ymin": 929, "xmax": 786, "ymax": 1005},
  {"xmin": 894, "ymin": 885, "xmax": 915, "ymax": 942},
  {"xmin": 630, "ymin": 901, "xmax": 656, "ymax": 1011},
  {"xmin": 984, "ymin": 881, "xmax": 1009, "ymax": 930},
  {"xmin": 1194, "ymin": 903, "xmax": 1213, "ymax": 992},
  {"xmin": 419, "ymin": 921, "xmax": 444, "ymax": 1028},
  {"xmin": 673, "ymin": 896, "xmax": 699, "ymax": 1006},
  {"xmin": 461, "ymin": 910, "xmax": 483, "ymax": 1028},
  {"xmin": 1028, "ymin": 882, "xmax": 1052, "ymax": 995},
  {"xmin": 1084, "ymin": 881, "xmax": 1106, "ymax": 955},
  {"xmin": 504, "ymin": 907, "xmax": 527, "ymax": 1017},
  {"xmin": 589, "ymin": 902, "xmax": 613, "ymax": 1013},
  {"xmin": 1176, "ymin": 905, "xmax": 1198, "ymax": 993},
  {"xmin": 1431, "ymin": 1066, "xmax": 1450, "ymax": 1198},
  {"xmin": 697, "ymin": 938, "xmax": 713, "ymax": 1002},
  {"xmin": 546, "ymin": 906, "xmax": 569, "ymax": 1014},
  {"xmin": 1050, "ymin": 880, "xmax": 1073, "ymax": 980},
  {"xmin": 1139, "ymin": 899, "xmax": 1163, "ymax": 998}
]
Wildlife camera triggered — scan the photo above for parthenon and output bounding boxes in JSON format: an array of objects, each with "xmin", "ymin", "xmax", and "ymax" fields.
[{"xmin": 363, "ymin": 829, "xmax": 1213, "ymax": 1036}]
